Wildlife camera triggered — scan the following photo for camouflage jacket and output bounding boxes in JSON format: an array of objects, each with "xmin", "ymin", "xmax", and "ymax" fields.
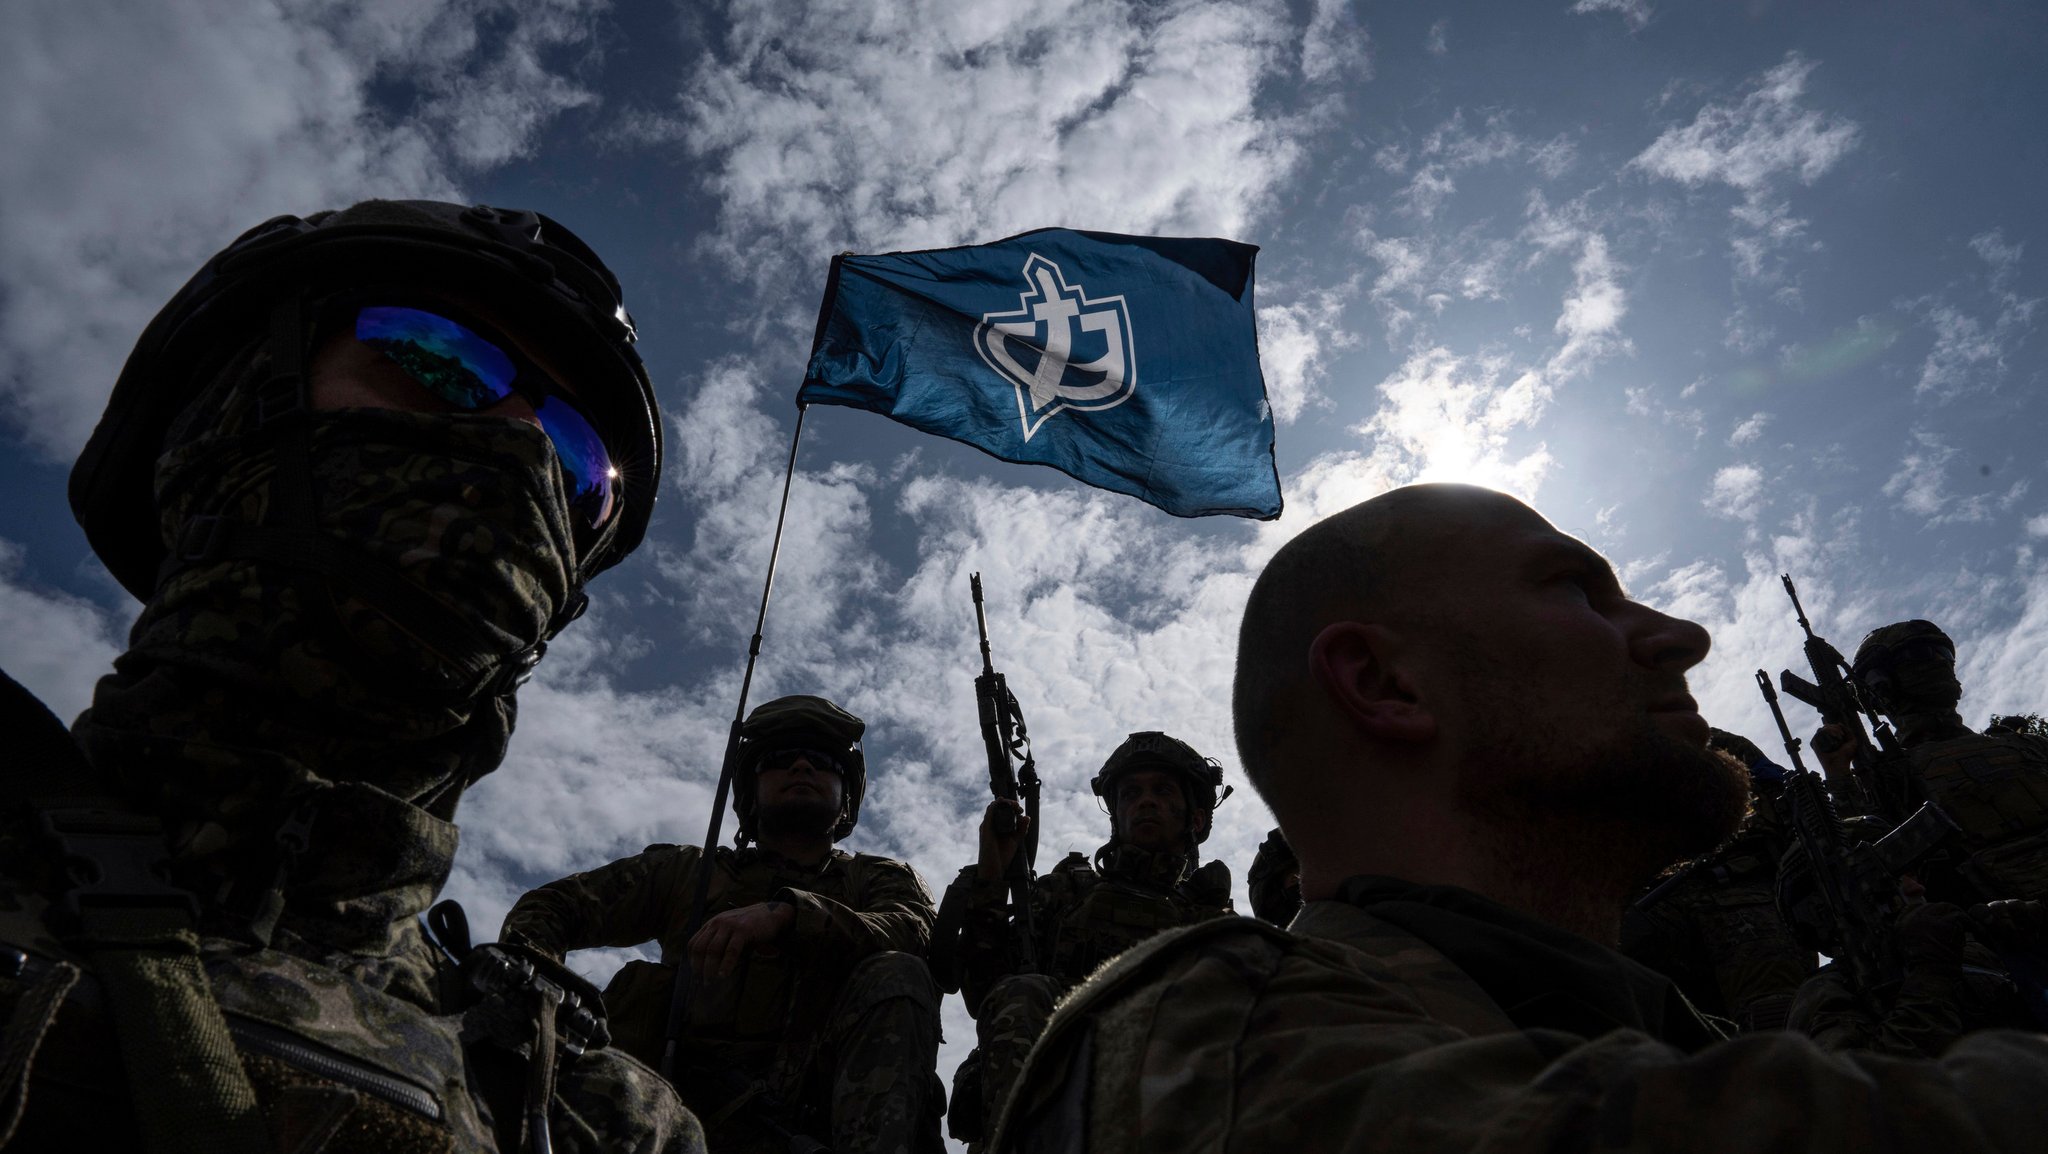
[
  {"xmin": 948, "ymin": 843, "xmax": 1232, "ymax": 1013},
  {"xmin": 502, "ymin": 844, "xmax": 934, "ymax": 1064},
  {"xmin": 1901, "ymin": 729, "xmax": 2048, "ymax": 901},
  {"xmin": 991, "ymin": 874, "xmax": 2048, "ymax": 1153},
  {"xmin": 1621, "ymin": 822, "xmax": 1813, "ymax": 1032}
]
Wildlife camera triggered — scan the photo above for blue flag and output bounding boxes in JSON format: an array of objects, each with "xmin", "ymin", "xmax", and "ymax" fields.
[{"xmin": 798, "ymin": 228, "xmax": 1282, "ymax": 519}]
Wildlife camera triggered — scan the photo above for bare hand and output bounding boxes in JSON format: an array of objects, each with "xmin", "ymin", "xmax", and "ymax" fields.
[
  {"xmin": 977, "ymin": 797, "xmax": 1031, "ymax": 883},
  {"xmin": 1810, "ymin": 723, "xmax": 1858, "ymax": 783},
  {"xmin": 688, "ymin": 901, "xmax": 795, "ymax": 979}
]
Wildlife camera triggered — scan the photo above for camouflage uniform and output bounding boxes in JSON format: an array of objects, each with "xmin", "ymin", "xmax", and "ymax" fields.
[
  {"xmin": 943, "ymin": 843, "xmax": 1232, "ymax": 1142},
  {"xmin": 503, "ymin": 841, "xmax": 942, "ymax": 1154},
  {"xmin": 0, "ymin": 201, "xmax": 700, "ymax": 1153},
  {"xmin": 1246, "ymin": 827, "xmax": 1302, "ymax": 927},
  {"xmin": 1621, "ymin": 733, "xmax": 1811, "ymax": 1034},
  {"xmin": 990, "ymin": 875, "xmax": 2048, "ymax": 1153},
  {"xmin": 1621, "ymin": 825, "xmax": 1812, "ymax": 1033}
]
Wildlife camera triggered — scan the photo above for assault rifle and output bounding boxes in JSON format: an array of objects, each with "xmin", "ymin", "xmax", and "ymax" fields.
[
  {"xmin": 1756, "ymin": 670, "xmax": 1959, "ymax": 1009},
  {"xmin": 970, "ymin": 573, "xmax": 1042, "ymax": 973},
  {"xmin": 930, "ymin": 575, "xmax": 1044, "ymax": 991},
  {"xmin": 1775, "ymin": 574, "xmax": 1912, "ymax": 822}
]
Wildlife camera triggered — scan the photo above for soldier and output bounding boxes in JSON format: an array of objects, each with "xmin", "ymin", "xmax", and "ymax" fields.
[
  {"xmin": 934, "ymin": 731, "xmax": 1233, "ymax": 1146},
  {"xmin": 1820, "ymin": 620, "xmax": 2048, "ymax": 904},
  {"xmin": 991, "ymin": 483, "xmax": 2048, "ymax": 1153},
  {"xmin": 501, "ymin": 693, "xmax": 943, "ymax": 1154},
  {"xmin": 1620, "ymin": 727, "xmax": 1815, "ymax": 1033},
  {"xmin": 1247, "ymin": 827, "xmax": 1302, "ymax": 926},
  {"xmin": 0, "ymin": 201, "xmax": 700, "ymax": 1151}
]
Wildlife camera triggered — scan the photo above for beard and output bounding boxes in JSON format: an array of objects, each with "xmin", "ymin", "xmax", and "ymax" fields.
[
  {"xmin": 1447, "ymin": 658, "xmax": 1750, "ymax": 898},
  {"xmin": 755, "ymin": 796, "xmax": 842, "ymax": 840}
]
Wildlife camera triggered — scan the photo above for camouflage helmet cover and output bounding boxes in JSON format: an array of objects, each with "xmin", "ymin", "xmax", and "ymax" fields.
[
  {"xmin": 735, "ymin": 694, "xmax": 867, "ymax": 842},
  {"xmin": 1089, "ymin": 731, "xmax": 1229, "ymax": 846}
]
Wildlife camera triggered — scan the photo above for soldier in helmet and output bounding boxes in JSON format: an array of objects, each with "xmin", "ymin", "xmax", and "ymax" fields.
[
  {"xmin": 0, "ymin": 201, "xmax": 699, "ymax": 1151},
  {"xmin": 501, "ymin": 693, "xmax": 944, "ymax": 1154},
  {"xmin": 1819, "ymin": 621, "xmax": 2048, "ymax": 904},
  {"xmin": 933, "ymin": 730, "xmax": 1234, "ymax": 1145}
]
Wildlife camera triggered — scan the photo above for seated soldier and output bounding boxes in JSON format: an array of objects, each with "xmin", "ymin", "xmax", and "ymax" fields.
[
  {"xmin": 932, "ymin": 732, "xmax": 1233, "ymax": 1146},
  {"xmin": 992, "ymin": 483, "xmax": 2048, "ymax": 1153},
  {"xmin": 501, "ymin": 693, "xmax": 943, "ymax": 1154},
  {"xmin": 0, "ymin": 201, "xmax": 698, "ymax": 1152}
]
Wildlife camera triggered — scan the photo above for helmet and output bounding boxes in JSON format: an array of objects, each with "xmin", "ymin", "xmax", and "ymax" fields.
[
  {"xmin": 734, "ymin": 694, "xmax": 868, "ymax": 843},
  {"xmin": 1852, "ymin": 620, "xmax": 1957, "ymax": 681},
  {"xmin": 71, "ymin": 200, "xmax": 661, "ymax": 599},
  {"xmin": 1089, "ymin": 731, "xmax": 1230, "ymax": 846},
  {"xmin": 1851, "ymin": 620, "xmax": 1960, "ymax": 716}
]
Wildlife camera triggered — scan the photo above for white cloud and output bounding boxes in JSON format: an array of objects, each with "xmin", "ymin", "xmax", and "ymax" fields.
[
  {"xmin": 0, "ymin": 0, "xmax": 606, "ymax": 459},
  {"xmin": 1914, "ymin": 230, "xmax": 2040, "ymax": 402},
  {"xmin": 1256, "ymin": 283, "xmax": 1360, "ymax": 424},
  {"xmin": 1728, "ymin": 411, "xmax": 1772, "ymax": 447},
  {"xmin": 1705, "ymin": 464, "xmax": 1765, "ymax": 522},
  {"xmin": 1426, "ymin": 19, "xmax": 1450, "ymax": 56},
  {"xmin": 1550, "ymin": 233, "xmax": 1630, "ymax": 380},
  {"xmin": 1351, "ymin": 348, "xmax": 1554, "ymax": 499},
  {"xmin": 0, "ymin": 540, "xmax": 130, "ymax": 725},
  {"xmin": 1882, "ymin": 429, "xmax": 2030, "ymax": 525},
  {"xmin": 675, "ymin": 0, "xmax": 1309, "ymax": 302},
  {"xmin": 1569, "ymin": 0, "xmax": 1651, "ymax": 31},
  {"xmin": 2027, "ymin": 514, "xmax": 2048, "ymax": 539},
  {"xmin": 1301, "ymin": 0, "xmax": 1371, "ymax": 84},
  {"xmin": 1631, "ymin": 53, "xmax": 1858, "ymax": 285}
]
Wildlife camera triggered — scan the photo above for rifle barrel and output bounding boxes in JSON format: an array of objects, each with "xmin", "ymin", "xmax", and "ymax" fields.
[{"xmin": 970, "ymin": 572, "xmax": 995, "ymax": 676}]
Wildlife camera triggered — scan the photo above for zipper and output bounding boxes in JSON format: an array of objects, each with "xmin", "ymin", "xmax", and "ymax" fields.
[{"xmin": 225, "ymin": 1013, "xmax": 444, "ymax": 1121}]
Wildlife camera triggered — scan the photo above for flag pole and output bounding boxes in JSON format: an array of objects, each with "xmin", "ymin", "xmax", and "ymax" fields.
[{"xmin": 661, "ymin": 401, "xmax": 809, "ymax": 1081}]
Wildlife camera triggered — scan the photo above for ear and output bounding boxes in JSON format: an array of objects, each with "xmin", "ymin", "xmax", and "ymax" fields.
[{"xmin": 1309, "ymin": 621, "xmax": 1437, "ymax": 745}]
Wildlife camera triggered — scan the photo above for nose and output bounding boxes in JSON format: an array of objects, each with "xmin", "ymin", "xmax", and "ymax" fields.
[{"xmin": 1628, "ymin": 601, "xmax": 1711, "ymax": 674}]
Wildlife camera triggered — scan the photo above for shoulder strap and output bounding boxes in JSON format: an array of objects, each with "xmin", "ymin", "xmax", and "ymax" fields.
[{"xmin": 0, "ymin": 669, "xmax": 271, "ymax": 1154}]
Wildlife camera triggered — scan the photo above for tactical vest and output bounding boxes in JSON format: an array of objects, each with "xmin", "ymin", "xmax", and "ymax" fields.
[
  {"xmin": 1907, "ymin": 731, "xmax": 2048, "ymax": 900},
  {"xmin": 0, "ymin": 668, "xmax": 486, "ymax": 1153},
  {"xmin": 1041, "ymin": 852, "xmax": 1231, "ymax": 986},
  {"xmin": 1678, "ymin": 850, "xmax": 1810, "ymax": 1032}
]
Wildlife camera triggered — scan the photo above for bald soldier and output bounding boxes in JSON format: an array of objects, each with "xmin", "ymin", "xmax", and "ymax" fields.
[{"xmin": 990, "ymin": 484, "xmax": 2048, "ymax": 1153}]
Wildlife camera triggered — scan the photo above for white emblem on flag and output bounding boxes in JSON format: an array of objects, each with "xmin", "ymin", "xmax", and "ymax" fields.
[{"xmin": 975, "ymin": 254, "xmax": 1138, "ymax": 441}]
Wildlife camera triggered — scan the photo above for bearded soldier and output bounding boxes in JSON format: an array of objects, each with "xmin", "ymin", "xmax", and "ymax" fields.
[
  {"xmin": 501, "ymin": 693, "xmax": 944, "ymax": 1154},
  {"xmin": 1621, "ymin": 727, "xmax": 1815, "ymax": 1033},
  {"xmin": 0, "ymin": 201, "xmax": 699, "ymax": 1151},
  {"xmin": 992, "ymin": 483, "xmax": 2048, "ymax": 1154},
  {"xmin": 934, "ymin": 731, "xmax": 1233, "ymax": 1146}
]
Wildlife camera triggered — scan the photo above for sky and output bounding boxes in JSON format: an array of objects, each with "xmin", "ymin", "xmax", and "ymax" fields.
[{"xmin": 4, "ymin": 0, "xmax": 2046, "ymax": 1120}]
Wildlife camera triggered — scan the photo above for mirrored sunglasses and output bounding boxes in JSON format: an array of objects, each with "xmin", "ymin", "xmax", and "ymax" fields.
[
  {"xmin": 353, "ymin": 305, "xmax": 620, "ymax": 541},
  {"xmin": 757, "ymin": 747, "xmax": 846, "ymax": 776}
]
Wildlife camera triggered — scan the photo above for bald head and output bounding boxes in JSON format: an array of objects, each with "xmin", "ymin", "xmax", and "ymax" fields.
[{"xmin": 1232, "ymin": 484, "xmax": 1544, "ymax": 803}]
